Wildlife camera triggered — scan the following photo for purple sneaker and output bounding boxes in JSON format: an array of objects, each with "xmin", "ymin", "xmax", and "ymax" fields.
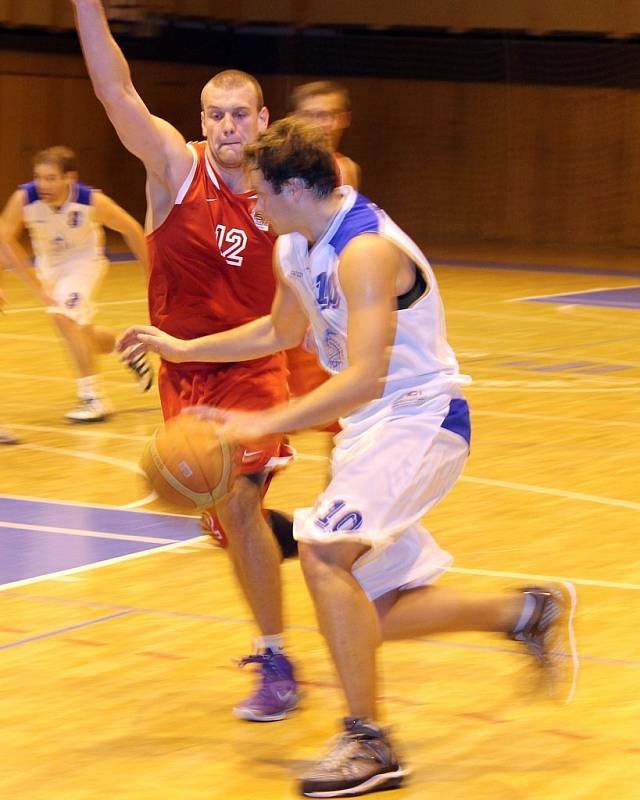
[{"xmin": 233, "ymin": 649, "xmax": 299, "ymax": 722}]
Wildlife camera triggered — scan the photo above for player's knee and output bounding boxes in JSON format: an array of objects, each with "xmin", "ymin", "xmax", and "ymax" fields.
[
  {"xmin": 298, "ymin": 542, "xmax": 328, "ymax": 587},
  {"xmin": 299, "ymin": 540, "xmax": 365, "ymax": 587},
  {"xmin": 216, "ymin": 475, "xmax": 263, "ymax": 535}
]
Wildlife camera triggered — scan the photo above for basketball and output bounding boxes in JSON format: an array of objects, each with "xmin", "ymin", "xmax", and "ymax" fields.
[{"xmin": 141, "ymin": 413, "xmax": 239, "ymax": 509}]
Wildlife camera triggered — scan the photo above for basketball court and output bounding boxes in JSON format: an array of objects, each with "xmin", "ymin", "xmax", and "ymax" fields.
[{"xmin": 1, "ymin": 250, "xmax": 638, "ymax": 798}]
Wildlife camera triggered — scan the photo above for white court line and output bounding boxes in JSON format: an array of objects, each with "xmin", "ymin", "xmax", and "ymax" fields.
[
  {"xmin": 7, "ymin": 422, "xmax": 150, "ymax": 442},
  {"xmin": 460, "ymin": 475, "xmax": 640, "ymax": 511},
  {"xmin": 507, "ymin": 286, "xmax": 636, "ymax": 303},
  {"xmin": 447, "ymin": 567, "xmax": 640, "ymax": 592},
  {"xmin": 0, "ymin": 535, "xmax": 208, "ymax": 592},
  {"xmin": 466, "ymin": 350, "xmax": 640, "ymax": 371},
  {"xmin": 2, "ymin": 297, "xmax": 147, "ymax": 315},
  {"xmin": 16, "ymin": 442, "xmax": 147, "ymax": 477},
  {"xmin": 469, "ymin": 381, "xmax": 639, "ymax": 393},
  {"xmin": 10, "ymin": 443, "xmax": 159, "ymax": 510},
  {"xmin": 0, "ymin": 331, "xmax": 57, "ymax": 342},
  {"xmin": 447, "ymin": 306, "xmax": 625, "ymax": 326},
  {"xmin": 120, "ymin": 493, "xmax": 159, "ymax": 509},
  {"xmin": 0, "ymin": 520, "xmax": 180, "ymax": 545},
  {"xmin": 0, "ymin": 370, "xmax": 140, "ymax": 388},
  {"xmin": 0, "ymin": 492, "xmax": 196, "ymax": 519},
  {"xmin": 473, "ymin": 409, "xmax": 640, "ymax": 429}
]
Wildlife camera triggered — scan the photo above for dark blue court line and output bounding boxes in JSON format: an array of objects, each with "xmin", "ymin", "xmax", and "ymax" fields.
[
  {"xmin": 0, "ymin": 610, "xmax": 133, "ymax": 650},
  {"xmin": 433, "ymin": 257, "xmax": 640, "ymax": 278},
  {"xmin": 4, "ymin": 591, "xmax": 639, "ymax": 669}
]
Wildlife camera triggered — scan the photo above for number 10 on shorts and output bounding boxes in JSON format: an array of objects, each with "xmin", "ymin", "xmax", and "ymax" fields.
[{"xmin": 314, "ymin": 499, "xmax": 363, "ymax": 533}]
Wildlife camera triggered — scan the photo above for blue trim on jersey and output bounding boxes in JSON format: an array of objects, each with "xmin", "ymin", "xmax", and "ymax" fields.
[
  {"xmin": 19, "ymin": 181, "xmax": 39, "ymax": 205},
  {"xmin": 75, "ymin": 183, "xmax": 93, "ymax": 205},
  {"xmin": 441, "ymin": 398, "xmax": 471, "ymax": 446},
  {"xmin": 329, "ymin": 193, "xmax": 380, "ymax": 256}
]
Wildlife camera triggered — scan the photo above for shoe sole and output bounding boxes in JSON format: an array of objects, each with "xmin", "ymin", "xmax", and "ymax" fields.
[
  {"xmin": 65, "ymin": 416, "xmax": 108, "ymax": 423},
  {"xmin": 233, "ymin": 701, "xmax": 298, "ymax": 722},
  {"xmin": 550, "ymin": 580, "xmax": 579, "ymax": 704},
  {"xmin": 301, "ymin": 766, "xmax": 410, "ymax": 797}
]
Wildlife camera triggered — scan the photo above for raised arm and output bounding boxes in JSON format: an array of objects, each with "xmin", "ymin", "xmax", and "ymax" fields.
[
  {"xmin": 92, "ymin": 192, "xmax": 148, "ymax": 273},
  {"xmin": 71, "ymin": 0, "xmax": 191, "ymax": 193}
]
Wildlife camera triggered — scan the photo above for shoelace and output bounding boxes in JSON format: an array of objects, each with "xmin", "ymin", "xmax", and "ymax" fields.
[
  {"xmin": 130, "ymin": 355, "xmax": 150, "ymax": 373},
  {"xmin": 319, "ymin": 734, "xmax": 384, "ymax": 773},
  {"xmin": 238, "ymin": 653, "xmax": 270, "ymax": 668}
]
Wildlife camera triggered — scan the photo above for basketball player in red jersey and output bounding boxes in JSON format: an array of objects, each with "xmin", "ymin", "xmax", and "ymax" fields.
[
  {"xmin": 262, "ymin": 83, "xmax": 362, "ymax": 554},
  {"xmin": 286, "ymin": 81, "xmax": 361, "ymax": 405},
  {"xmin": 292, "ymin": 81, "xmax": 360, "ymax": 189},
  {"xmin": 72, "ymin": 0, "xmax": 298, "ymax": 722}
]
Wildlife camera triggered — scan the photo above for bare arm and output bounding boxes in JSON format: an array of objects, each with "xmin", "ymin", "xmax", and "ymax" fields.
[
  {"xmin": 0, "ymin": 194, "xmax": 52, "ymax": 303},
  {"xmin": 117, "ymin": 251, "xmax": 309, "ymax": 361},
  {"xmin": 92, "ymin": 192, "xmax": 148, "ymax": 272},
  {"xmin": 195, "ymin": 235, "xmax": 400, "ymax": 442},
  {"xmin": 248, "ymin": 234, "xmax": 398, "ymax": 433},
  {"xmin": 71, "ymin": 0, "xmax": 191, "ymax": 193}
]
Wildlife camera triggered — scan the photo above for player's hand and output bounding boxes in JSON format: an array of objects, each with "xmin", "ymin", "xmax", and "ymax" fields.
[
  {"xmin": 183, "ymin": 406, "xmax": 274, "ymax": 443},
  {"xmin": 117, "ymin": 325, "xmax": 189, "ymax": 363},
  {"xmin": 0, "ymin": 287, "xmax": 7, "ymax": 312}
]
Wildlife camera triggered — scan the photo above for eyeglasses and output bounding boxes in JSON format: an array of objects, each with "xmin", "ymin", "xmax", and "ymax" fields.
[{"xmin": 296, "ymin": 109, "xmax": 344, "ymax": 122}]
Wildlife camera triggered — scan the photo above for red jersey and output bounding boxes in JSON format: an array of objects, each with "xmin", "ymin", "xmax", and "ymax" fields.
[{"xmin": 147, "ymin": 141, "xmax": 277, "ymax": 350}]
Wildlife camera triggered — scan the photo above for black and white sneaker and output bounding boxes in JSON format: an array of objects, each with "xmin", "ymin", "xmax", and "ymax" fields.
[
  {"xmin": 300, "ymin": 718, "xmax": 408, "ymax": 797},
  {"xmin": 510, "ymin": 582, "xmax": 579, "ymax": 704},
  {"xmin": 122, "ymin": 346, "xmax": 154, "ymax": 392}
]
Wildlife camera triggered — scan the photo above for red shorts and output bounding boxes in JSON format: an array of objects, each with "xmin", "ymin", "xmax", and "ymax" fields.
[
  {"xmin": 285, "ymin": 345, "xmax": 340, "ymax": 434},
  {"xmin": 158, "ymin": 354, "xmax": 289, "ymax": 475}
]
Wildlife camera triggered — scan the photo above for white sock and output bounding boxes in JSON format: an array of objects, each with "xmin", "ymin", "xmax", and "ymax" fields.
[
  {"xmin": 76, "ymin": 375, "xmax": 100, "ymax": 400},
  {"xmin": 255, "ymin": 634, "xmax": 285, "ymax": 654}
]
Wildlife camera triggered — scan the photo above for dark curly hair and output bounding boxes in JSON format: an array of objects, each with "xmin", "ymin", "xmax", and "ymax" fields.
[{"xmin": 244, "ymin": 117, "xmax": 338, "ymax": 199}]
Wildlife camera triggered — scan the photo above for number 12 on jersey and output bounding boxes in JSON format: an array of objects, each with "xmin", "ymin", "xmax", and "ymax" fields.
[{"xmin": 215, "ymin": 224, "xmax": 248, "ymax": 267}]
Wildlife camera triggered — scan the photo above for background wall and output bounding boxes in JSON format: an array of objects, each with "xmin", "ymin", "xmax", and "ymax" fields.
[{"xmin": 1, "ymin": 25, "xmax": 639, "ymax": 253}]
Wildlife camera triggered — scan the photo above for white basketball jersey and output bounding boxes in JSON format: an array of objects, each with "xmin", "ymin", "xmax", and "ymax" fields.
[
  {"xmin": 21, "ymin": 181, "xmax": 105, "ymax": 270},
  {"xmin": 277, "ymin": 186, "xmax": 469, "ymax": 425}
]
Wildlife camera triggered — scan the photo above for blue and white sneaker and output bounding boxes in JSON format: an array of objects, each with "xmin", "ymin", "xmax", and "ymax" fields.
[
  {"xmin": 233, "ymin": 649, "xmax": 298, "ymax": 722},
  {"xmin": 511, "ymin": 582, "xmax": 579, "ymax": 703}
]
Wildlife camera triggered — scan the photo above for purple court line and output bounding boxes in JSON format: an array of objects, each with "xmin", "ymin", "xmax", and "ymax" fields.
[
  {"xmin": 4, "ymin": 591, "xmax": 639, "ymax": 670},
  {"xmin": 432, "ymin": 257, "xmax": 640, "ymax": 278},
  {"xmin": 0, "ymin": 610, "xmax": 133, "ymax": 650}
]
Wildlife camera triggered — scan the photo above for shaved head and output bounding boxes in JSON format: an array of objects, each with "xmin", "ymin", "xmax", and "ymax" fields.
[{"xmin": 201, "ymin": 70, "xmax": 264, "ymax": 110}]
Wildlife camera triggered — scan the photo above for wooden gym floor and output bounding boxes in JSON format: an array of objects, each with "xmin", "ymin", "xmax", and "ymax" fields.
[{"xmin": 0, "ymin": 251, "xmax": 639, "ymax": 799}]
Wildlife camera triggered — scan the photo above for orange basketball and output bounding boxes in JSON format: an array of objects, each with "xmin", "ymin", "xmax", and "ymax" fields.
[{"xmin": 141, "ymin": 413, "xmax": 239, "ymax": 510}]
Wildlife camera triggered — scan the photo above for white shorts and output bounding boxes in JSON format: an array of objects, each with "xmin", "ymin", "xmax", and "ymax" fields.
[
  {"xmin": 38, "ymin": 257, "xmax": 108, "ymax": 325},
  {"xmin": 293, "ymin": 396, "xmax": 469, "ymax": 600}
]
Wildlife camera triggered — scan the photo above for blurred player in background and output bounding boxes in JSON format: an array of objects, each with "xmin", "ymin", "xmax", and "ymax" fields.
[
  {"xmin": 285, "ymin": 81, "xmax": 360, "ymax": 407},
  {"xmin": 262, "ymin": 81, "xmax": 363, "ymax": 557},
  {"xmin": 0, "ymin": 146, "xmax": 152, "ymax": 422},
  {"xmin": 291, "ymin": 80, "xmax": 360, "ymax": 188},
  {"xmin": 119, "ymin": 118, "xmax": 579, "ymax": 798},
  {"xmin": 72, "ymin": 0, "xmax": 298, "ymax": 722},
  {"xmin": 0, "ymin": 222, "xmax": 24, "ymax": 443}
]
